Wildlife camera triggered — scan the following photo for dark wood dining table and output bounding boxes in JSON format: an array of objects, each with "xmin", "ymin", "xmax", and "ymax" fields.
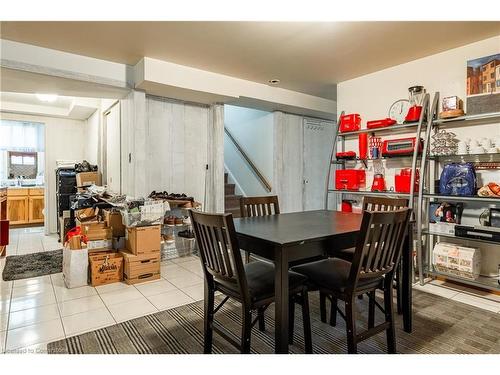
[{"xmin": 233, "ymin": 209, "xmax": 413, "ymax": 354}]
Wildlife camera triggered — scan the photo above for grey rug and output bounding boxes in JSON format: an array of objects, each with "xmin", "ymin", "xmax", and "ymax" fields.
[
  {"xmin": 2, "ymin": 249, "xmax": 63, "ymax": 281},
  {"xmin": 47, "ymin": 289, "xmax": 500, "ymax": 354}
]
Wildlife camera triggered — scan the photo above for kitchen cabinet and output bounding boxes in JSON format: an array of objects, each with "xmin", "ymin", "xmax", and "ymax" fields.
[{"xmin": 7, "ymin": 188, "xmax": 44, "ymax": 226}]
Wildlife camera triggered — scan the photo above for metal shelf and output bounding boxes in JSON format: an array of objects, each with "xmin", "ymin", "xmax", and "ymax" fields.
[
  {"xmin": 422, "ymin": 194, "xmax": 500, "ymax": 203},
  {"xmin": 332, "ymin": 155, "xmax": 422, "ymax": 164},
  {"xmin": 429, "ymin": 152, "xmax": 500, "ymax": 161},
  {"xmin": 328, "ymin": 189, "xmax": 413, "ymax": 198},
  {"xmin": 337, "ymin": 122, "xmax": 419, "ymax": 138},
  {"xmin": 433, "ymin": 111, "xmax": 500, "ymax": 126},
  {"xmin": 426, "ymin": 269, "xmax": 500, "ymax": 291},
  {"xmin": 422, "ymin": 230, "xmax": 500, "ymax": 246}
]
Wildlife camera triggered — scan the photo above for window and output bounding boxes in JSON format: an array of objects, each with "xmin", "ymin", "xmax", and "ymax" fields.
[
  {"xmin": 7, "ymin": 151, "xmax": 38, "ymax": 179},
  {"xmin": 492, "ymin": 73, "xmax": 495, "ymax": 79}
]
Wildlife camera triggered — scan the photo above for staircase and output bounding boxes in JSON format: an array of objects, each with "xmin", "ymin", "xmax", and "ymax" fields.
[{"xmin": 224, "ymin": 172, "xmax": 242, "ymax": 218}]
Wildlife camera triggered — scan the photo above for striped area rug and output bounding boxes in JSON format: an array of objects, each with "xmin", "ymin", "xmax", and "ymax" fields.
[{"xmin": 48, "ymin": 289, "xmax": 500, "ymax": 354}]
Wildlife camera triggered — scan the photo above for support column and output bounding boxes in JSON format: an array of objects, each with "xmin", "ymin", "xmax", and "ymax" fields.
[{"xmin": 206, "ymin": 104, "xmax": 225, "ymax": 213}]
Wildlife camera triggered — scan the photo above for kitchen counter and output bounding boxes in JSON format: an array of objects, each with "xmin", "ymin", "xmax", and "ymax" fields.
[{"xmin": 6, "ymin": 186, "xmax": 45, "ymax": 189}]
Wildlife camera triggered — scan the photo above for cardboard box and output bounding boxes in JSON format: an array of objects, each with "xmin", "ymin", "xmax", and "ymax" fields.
[
  {"xmin": 87, "ymin": 239, "xmax": 113, "ymax": 252},
  {"xmin": 59, "ymin": 216, "xmax": 71, "ymax": 243},
  {"xmin": 120, "ymin": 250, "xmax": 161, "ymax": 284},
  {"xmin": 82, "ymin": 222, "xmax": 112, "ymax": 241},
  {"xmin": 68, "ymin": 235, "xmax": 83, "ymax": 250},
  {"xmin": 126, "ymin": 225, "xmax": 161, "ymax": 255},
  {"xmin": 104, "ymin": 210, "xmax": 125, "ymax": 237},
  {"xmin": 76, "ymin": 207, "xmax": 99, "ymax": 224},
  {"xmin": 76, "ymin": 171, "xmax": 101, "ymax": 191},
  {"xmin": 89, "ymin": 251, "xmax": 123, "ymax": 286}
]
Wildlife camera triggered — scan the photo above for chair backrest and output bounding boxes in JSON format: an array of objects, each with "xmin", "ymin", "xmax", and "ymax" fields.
[
  {"xmin": 362, "ymin": 196, "xmax": 409, "ymax": 212},
  {"xmin": 349, "ymin": 208, "xmax": 411, "ymax": 291},
  {"xmin": 240, "ymin": 195, "xmax": 280, "ymax": 218},
  {"xmin": 188, "ymin": 210, "xmax": 250, "ymax": 300}
]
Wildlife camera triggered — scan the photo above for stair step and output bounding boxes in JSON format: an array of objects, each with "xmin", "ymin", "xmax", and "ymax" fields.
[
  {"xmin": 224, "ymin": 194, "xmax": 242, "ymax": 210},
  {"xmin": 225, "ymin": 183, "xmax": 235, "ymax": 195},
  {"xmin": 225, "ymin": 207, "xmax": 242, "ymax": 218}
]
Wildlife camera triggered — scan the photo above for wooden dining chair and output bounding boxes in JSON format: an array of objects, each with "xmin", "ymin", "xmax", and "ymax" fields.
[
  {"xmin": 292, "ymin": 208, "xmax": 411, "ymax": 353},
  {"xmin": 324, "ymin": 196, "xmax": 409, "ymax": 324},
  {"xmin": 240, "ymin": 195, "xmax": 280, "ymax": 263},
  {"xmin": 188, "ymin": 209, "xmax": 312, "ymax": 354}
]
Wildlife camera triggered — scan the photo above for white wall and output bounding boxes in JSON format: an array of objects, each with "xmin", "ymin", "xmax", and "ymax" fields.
[
  {"xmin": 84, "ymin": 110, "xmax": 100, "ymax": 166},
  {"xmin": 337, "ymin": 35, "xmax": 500, "ymax": 277},
  {"xmin": 224, "ymin": 105, "xmax": 274, "ymax": 196},
  {"xmin": 0, "ymin": 112, "xmax": 85, "ymax": 234}
]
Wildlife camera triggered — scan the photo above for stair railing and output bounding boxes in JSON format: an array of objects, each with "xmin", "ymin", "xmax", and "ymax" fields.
[{"xmin": 224, "ymin": 127, "xmax": 272, "ymax": 193}]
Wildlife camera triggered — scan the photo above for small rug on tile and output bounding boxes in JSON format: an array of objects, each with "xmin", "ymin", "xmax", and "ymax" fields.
[
  {"xmin": 47, "ymin": 289, "xmax": 500, "ymax": 354},
  {"xmin": 2, "ymin": 249, "xmax": 63, "ymax": 281}
]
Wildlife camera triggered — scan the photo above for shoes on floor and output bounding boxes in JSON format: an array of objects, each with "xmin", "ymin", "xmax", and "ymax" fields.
[
  {"xmin": 178, "ymin": 229, "xmax": 195, "ymax": 239},
  {"xmin": 162, "ymin": 234, "xmax": 175, "ymax": 244},
  {"xmin": 164, "ymin": 215, "xmax": 185, "ymax": 226}
]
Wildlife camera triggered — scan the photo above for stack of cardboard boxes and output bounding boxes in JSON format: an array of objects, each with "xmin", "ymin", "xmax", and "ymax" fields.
[
  {"xmin": 76, "ymin": 171, "xmax": 101, "ymax": 192},
  {"xmin": 66, "ymin": 206, "xmax": 128, "ymax": 287},
  {"xmin": 120, "ymin": 225, "xmax": 161, "ymax": 284}
]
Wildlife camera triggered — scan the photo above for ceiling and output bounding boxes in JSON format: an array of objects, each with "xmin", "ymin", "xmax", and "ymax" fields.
[
  {"xmin": 0, "ymin": 92, "xmax": 73, "ymax": 108},
  {"xmin": 1, "ymin": 21, "xmax": 499, "ymax": 100},
  {"xmin": 0, "ymin": 91, "xmax": 100, "ymax": 120}
]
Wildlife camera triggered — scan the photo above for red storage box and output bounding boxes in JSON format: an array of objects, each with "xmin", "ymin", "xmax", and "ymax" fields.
[
  {"xmin": 335, "ymin": 170, "xmax": 366, "ymax": 191},
  {"xmin": 339, "ymin": 114, "xmax": 361, "ymax": 133},
  {"xmin": 395, "ymin": 168, "xmax": 420, "ymax": 193}
]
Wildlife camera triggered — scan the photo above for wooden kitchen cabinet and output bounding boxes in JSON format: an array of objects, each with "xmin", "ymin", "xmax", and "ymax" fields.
[
  {"xmin": 7, "ymin": 196, "xmax": 29, "ymax": 225},
  {"xmin": 29, "ymin": 195, "xmax": 44, "ymax": 223},
  {"xmin": 7, "ymin": 188, "xmax": 44, "ymax": 226}
]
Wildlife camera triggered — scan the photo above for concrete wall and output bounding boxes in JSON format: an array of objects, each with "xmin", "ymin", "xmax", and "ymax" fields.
[
  {"xmin": 145, "ymin": 96, "xmax": 209, "ymax": 205},
  {"xmin": 224, "ymin": 105, "xmax": 274, "ymax": 196}
]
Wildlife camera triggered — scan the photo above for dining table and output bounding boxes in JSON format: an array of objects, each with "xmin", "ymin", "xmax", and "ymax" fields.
[{"xmin": 233, "ymin": 209, "xmax": 413, "ymax": 354}]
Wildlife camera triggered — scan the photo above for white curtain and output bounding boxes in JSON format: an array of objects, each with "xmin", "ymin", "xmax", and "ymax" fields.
[{"xmin": 0, "ymin": 120, "xmax": 45, "ymax": 152}]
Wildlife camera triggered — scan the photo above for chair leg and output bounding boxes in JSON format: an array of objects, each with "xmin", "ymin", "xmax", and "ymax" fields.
[
  {"xmin": 301, "ymin": 289, "xmax": 313, "ymax": 354},
  {"xmin": 203, "ymin": 283, "xmax": 215, "ymax": 354},
  {"xmin": 241, "ymin": 308, "xmax": 252, "ymax": 354},
  {"xmin": 319, "ymin": 292, "xmax": 327, "ymax": 323},
  {"xmin": 289, "ymin": 295, "xmax": 295, "ymax": 345},
  {"xmin": 329, "ymin": 296, "xmax": 337, "ymax": 327},
  {"xmin": 245, "ymin": 251, "xmax": 251, "ymax": 264},
  {"xmin": 345, "ymin": 296, "xmax": 357, "ymax": 354},
  {"xmin": 368, "ymin": 291, "xmax": 375, "ymax": 329},
  {"xmin": 257, "ymin": 306, "xmax": 266, "ymax": 332},
  {"xmin": 396, "ymin": 264, "xmax": 403, "ymax": 315},
  {"xmin": 384, "ymin": 283, "xmax": 397, "ymax": 354}
]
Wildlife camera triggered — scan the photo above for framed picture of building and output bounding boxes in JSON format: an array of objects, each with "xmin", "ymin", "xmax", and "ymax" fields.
[{"xmin": 466, "ymin": 53, "xmax": 500, "ymax": 115}]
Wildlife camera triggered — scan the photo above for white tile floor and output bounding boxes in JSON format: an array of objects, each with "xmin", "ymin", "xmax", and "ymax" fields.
[
  {"xmin": 0, "ymin": 227, "xmax": 499, "ymax": 354},
  {"xmin": 1, "ymin": 227, "xmax": 204, "ymax": 354}
]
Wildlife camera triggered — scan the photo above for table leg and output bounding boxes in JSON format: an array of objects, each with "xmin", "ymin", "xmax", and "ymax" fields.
[
  {"xmin": 402, "ymin": 230, "xmax": 413, "ymax": 333},
  {"xmin": 274, "ymin": 246, "xmax": 289, "ymax": 354}
]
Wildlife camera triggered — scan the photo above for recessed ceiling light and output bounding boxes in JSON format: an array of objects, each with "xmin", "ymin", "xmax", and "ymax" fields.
[
  {"xmin": 35, "ymin": 93, "xmax": 58, "ymax": 103},
  {"xmin": 268, "ymin": 79, "xmax": 280, "ymax": 85}
]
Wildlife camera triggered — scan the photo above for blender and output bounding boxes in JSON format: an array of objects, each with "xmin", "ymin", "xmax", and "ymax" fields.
[{"xmin": 404, "ymin": 85, "xmax": 425, "ymax": 123}]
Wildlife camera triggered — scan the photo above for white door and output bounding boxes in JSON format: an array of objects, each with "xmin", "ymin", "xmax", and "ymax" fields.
[
  {"xmin": 303, "ymin": 118, "xmax": 335, "ymax": 211},
  {"xmin": 104, "ymin": 103, "xmax": 121, "ymax": 194}
]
